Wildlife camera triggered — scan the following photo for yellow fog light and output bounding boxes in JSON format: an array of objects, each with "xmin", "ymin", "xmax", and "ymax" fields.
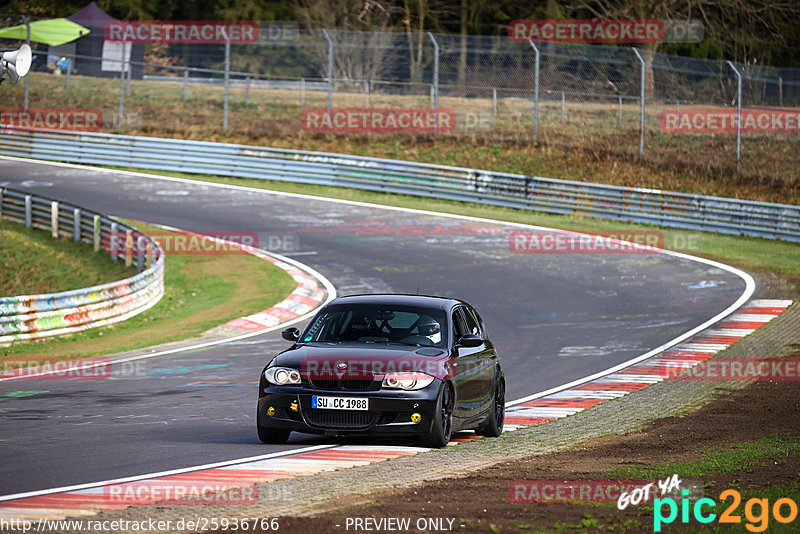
[
  {"xmin": 290, "ymin": 402, "xmax": 299, "ymax": 412},
  {"xmin": 267, "ymin": 406, "xmax": 275, "ymax": 416},
  {"xmin": 411, "ymin": 412, "xmax": 422, "ymax": 423}
]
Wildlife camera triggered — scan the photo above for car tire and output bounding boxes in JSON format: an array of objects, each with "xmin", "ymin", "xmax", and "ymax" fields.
[
  {"xmin": 257, "ymin": 425, "xmax": 291, "ymax": 444},
  {"xmin": 476, "ymin": 378, "xmax": 504, "ymax": 438},
  {"xmin": 421, "ymin": 383, "xmax": 454, "ymax": 448}
]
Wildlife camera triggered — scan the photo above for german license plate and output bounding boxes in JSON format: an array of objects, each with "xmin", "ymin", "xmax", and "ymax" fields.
[{"xmin": 311, "ymin": 396, "xmax": 368, "ymax": 410}]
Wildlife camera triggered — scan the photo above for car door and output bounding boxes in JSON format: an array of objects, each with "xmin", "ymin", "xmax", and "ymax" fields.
[
  {"xmin": 461, "ymin": 305, "xmax": 495, "ymax": 416},
  {"xmin": 450, "ymin": 306, "xmax": 493, "ymax": 426}
]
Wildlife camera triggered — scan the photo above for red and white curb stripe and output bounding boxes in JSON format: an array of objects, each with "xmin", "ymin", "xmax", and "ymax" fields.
[
  {"xmin": 0, "ymin": 299, "xmax": 790, "ymax": 520},
  {"xmin": 503, "ymin": 299, "xmax": 792, "ymax": 430}
]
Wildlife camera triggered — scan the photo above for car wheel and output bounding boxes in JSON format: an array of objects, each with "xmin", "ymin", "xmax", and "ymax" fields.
[
  {"xmin": 476, "ymin": 378, "xmax": 504, "ymax": 438},
  {"xmin": 257, "ymin": 425, "xmax": 291, "ymax": 444},
  {"xmin": 421, "ymin": 383, "xmax": 454, "ymax": 448}
]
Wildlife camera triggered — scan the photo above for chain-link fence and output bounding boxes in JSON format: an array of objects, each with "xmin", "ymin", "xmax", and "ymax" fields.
[{"xmin": 2, "ymin": 16, "xmax": 799, "ymax": 187}]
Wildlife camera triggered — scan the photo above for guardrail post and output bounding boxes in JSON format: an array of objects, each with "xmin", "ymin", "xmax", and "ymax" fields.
[
  {"xmin": 93, "ymin": 215, "xmax": 101, "ymax": 252},
  {"xmin": 726, "ymin": 60, "xmax": 742, "ymax": 172},
  {"xmin": 136, "ymin": 235, "xmax": 145, "ymax": 272},
  {"xmin": 24, "ymin": 195, "xmax": 32, "ymax": 228},
  {"xmin": 632, "ymin": 48, "xmax": 646, "ymax": 156},
  {"xmin": 146, "ymin": 241, "xmax": 153, "ymax": 269},
  {"xmin": 528, "ymin": 40, "xmax": 540, "ymax": 143},
  {"xmin": 428, "ymin": 32, "xmax": 439, "ymax": 136},
  {"xmin": 223, "ymin": 37, "xmax": 231, "ymax": 132},
  {"xmin": 322, "ymin": 29, "xmax": 333, "ymax": 114},
  {"xmin": 73, "ymin": 208, "xmax": 81, "ymax": 242},
  {"xmin": 124, "ymin": 229, "xmax": 133, "ymax": 267},
  {"xmin": 183, "ymin": 70, "xmax": 189, "ymax": 101},
  {"xmin": 50, "ymin": 201, "xmax": 59, "ymax": 238},
  {"xmin": 110, "ymin": 222, "xmax": 119, "ymax": 260}
]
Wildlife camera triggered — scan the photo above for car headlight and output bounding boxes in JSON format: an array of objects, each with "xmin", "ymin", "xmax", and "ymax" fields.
[
  {"xmin": 382, "ymin": 372, "xmax": 435, "ymax": 390},
  {"xmin": 265, "ymin": 367, "xmax": 301, "ymax": 385}
]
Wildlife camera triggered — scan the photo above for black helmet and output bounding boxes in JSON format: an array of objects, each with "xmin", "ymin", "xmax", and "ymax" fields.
[{"xmin": 418, "ymin": 316, "xmax": 440, "ymax": 337}]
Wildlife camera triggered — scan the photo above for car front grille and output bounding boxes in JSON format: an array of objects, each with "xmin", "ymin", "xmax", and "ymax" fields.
[
  {"xmin": 308, "ymin": 375, "xmax": 375, "ymax": 391},
  {"xmin": 304, "ymin": 410, "xmax": 376, "ymax": 430}
]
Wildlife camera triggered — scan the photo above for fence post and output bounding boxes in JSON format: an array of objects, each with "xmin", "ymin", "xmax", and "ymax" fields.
[
  {"xmin": 65, "ymin": 55, "xmax": 72, "ymax": 88},
  {"xmin": 73, "ymin": 208, "xmax": 81, "ymax": 242},
  {"xmin": 779, "ymin": 76, "xmax": 783, "ymax": 107},
  {"xmin": 618, "ymin": 96, "xmax": 622, "ymax": 128},
  {"xmin": 183, "ymin": 70, "xmax": 188, "ymax": 100},
  {"xmin": 632, "ymin": 48, "xmax": 646, "ymax": 156},
  {"xmin": 124, "ymin": 229, "xmax": 133, "ymax": 267},
  {"xmin": 300, "ymin": 78, "xmax": 305, "ymax": 107},
  {"xmin": 322, "ymin": 29, "xmax": 333, "ymax": 114},
  {"xmin": 245, "ymin": 75, "xmax": 251, "ymax": 105},
  {"xmin": 427, "ymin": 32, "xmax": 439, "ymax": 136},
  {"xmin": 561, "ymin": 91, "xmax": 565, "ymax": 122},
  {"xmin": 223, "ymin": 37, "xmax": 230, "ymax": 132},
  {"xmin": 528, "ymin": 41, "xmax": 540, "ymax": 142},
  {"xmin": 364, "ymin": 80, "xmax": 369, "ymax": 107},
  {"xmin": 23, "ymin": 16, "xmax": 30, "ymax": 110},
  {"xmin": 676, "ymin": 99, "xmax": 680, "ymax": 126},
  {"xmin": 126, "ymin": 55, "xmax": 132, "ymax": 94},
  {"xmin": 118, "ymin": 41, "xmax": 127, "ymax": 126},
  {"xmin": 493, "ymin": 88, "xmax": 497, "ymax": 121},
  {"xmin": 136, "ymin": 236, "xmax": 145, "ymax": 272},
  {"xmin": 726, "ymin": 60, "xmax": 742, "ymax": 171},
  {"xmin": 50, "ymin": 201, "xmax": 59, "ymax": 238}
]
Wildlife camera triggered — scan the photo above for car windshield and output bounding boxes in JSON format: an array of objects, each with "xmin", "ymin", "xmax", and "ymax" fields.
[{"xmin": 301, "ymin": 303, "xmax": 448, "ymax": 347}]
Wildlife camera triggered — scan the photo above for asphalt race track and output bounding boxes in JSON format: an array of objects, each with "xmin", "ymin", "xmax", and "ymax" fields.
[{"xmin": 0, "ymin": 158, "xmax": 750, "ymax": 496}]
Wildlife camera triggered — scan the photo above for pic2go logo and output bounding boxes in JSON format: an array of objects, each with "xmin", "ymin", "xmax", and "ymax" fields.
[{"xmin": 654, "ymin": 488, "xmax": 798, "ymax": 532}]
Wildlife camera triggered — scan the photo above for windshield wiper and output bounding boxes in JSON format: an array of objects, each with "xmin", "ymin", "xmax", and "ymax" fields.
[{"xmin": 385, "ymin": 341, "xmax": 423, "ymax": 347}]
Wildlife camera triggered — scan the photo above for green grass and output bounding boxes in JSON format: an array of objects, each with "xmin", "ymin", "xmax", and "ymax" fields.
[
  {"xmin": 0, "ymin": 220, "xmax": 296, "ymax": 359},
  {"xmin": 104, "ymin": 166, "xmax": 800, "ymax": 276},
  {"xmin": 0, "ymin": 219, "xmax": 135, "ymax": 296},
  {"xmin": 609, "ymin": 435, "xmax": 800, "ymax": 480}
]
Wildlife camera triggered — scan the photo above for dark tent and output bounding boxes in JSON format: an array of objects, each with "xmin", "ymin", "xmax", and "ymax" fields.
[{"xmin": 66, "ymin": 1, "xmax": 144, "ymax": 79}]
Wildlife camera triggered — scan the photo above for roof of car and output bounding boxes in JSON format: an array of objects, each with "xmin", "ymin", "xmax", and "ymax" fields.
[{"xmin": 328, "ymin": 293, "xmax": 468, "ymax": 310}]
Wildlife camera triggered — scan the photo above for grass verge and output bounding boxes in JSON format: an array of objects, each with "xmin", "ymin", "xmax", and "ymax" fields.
[
  {"xmin": 0, "ymin": 220, "xmax": 296, "ymax": 359},
  {"xmin": 105, "ymin": 166, "xmax": 800, "ymax": 277},
  {"xmin": 0, "ymin": 219, "xmax": 134, "ymax": 296}
]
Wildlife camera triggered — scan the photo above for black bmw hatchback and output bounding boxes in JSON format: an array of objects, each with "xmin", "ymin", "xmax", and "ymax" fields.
[{"xmin": 257, "ymin": 294, "xmax": 504, "ymax": 448}]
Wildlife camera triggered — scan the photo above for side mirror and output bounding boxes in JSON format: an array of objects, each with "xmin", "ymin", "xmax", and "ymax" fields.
[
  {"xmin": 281, "ymin": 327, "xmax": 300, "ymax": 342},
  {"xmin": 457, "ymin": 333, "xmax": 483, "ymax": 348}
]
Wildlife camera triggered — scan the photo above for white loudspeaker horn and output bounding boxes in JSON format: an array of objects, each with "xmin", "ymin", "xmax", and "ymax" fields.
[{"xmin": 1, "ymin": 44, "xmax": 32, "ymax": 84}]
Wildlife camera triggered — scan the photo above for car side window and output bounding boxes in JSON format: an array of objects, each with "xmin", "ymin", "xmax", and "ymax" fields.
[
  {"xmin": 462, "ymin": 307, "xmax": 482, "ymax": 337},
  {"xmin": 452, "ymin": 308, "xmax": 467, "ymax": 342}
]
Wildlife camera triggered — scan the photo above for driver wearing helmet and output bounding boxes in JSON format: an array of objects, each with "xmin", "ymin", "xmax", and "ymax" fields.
[{"xmin": 417, "ymin": 315, "xmax": 441, "ymax": 345}]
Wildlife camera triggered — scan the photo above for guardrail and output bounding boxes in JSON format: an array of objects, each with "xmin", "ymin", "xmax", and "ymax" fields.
[
  {"xmin": 1, "ymin": 126, "xmax": 798, "ymax": 242},
  {"xmin": 0, "ymin": 186, "xmax": 165, "ymax": 343}
]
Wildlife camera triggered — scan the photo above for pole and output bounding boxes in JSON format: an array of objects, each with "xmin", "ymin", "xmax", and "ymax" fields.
[
  {"xmin": 618, "ymin": 96, "xmax": 622, "ymax": 128},
  {"xmin": 300, "ymin": 78, "xmax": 305, "ymax": 107},
  {"xmin": 245, "ymin": 75, "xmax": 251, "ymax": 105},
  {"xmin": 183, "ymin": 69, "xmax": 188, "ymax": 100},
  {"xmin": 23, "ymin": 16, "xmax": 30, "ymax": 110},
  {"xmin": 118, "ymin": 42, "xmax": 126, "ymax": 126},
  {"xmin": 364, "ymin": 80, "xmax": 369, "ymax": 107},
  {"xmin": 561, "ymin": 91, "xmax": 565, "ymax": 122},
  {"xmin": 126, "ymin": 55, "xmax": 132, "ymax": 94},
  {"xmin": 726, "ymin": 60, "xmax": 742, "ymax": 171},
  {"xmin": 322, "ymin": 29, "xmax": 333, "ymax": 114},
  {"xmin": 529, "ymin": 41, "xmax": 540, "ymax": 142},
  {"xmin": 632, "ymin": 48, "xmax": 646, "ymax": 156},
  {"xmin": 223, "ymin": 38, "xmax": 230, "ymax": 132},
  {"xmin": 493, "ymin": 88, "xmax": 497, "ymax": 122},
  {"xmin": 427, "ymin": 32, "xmax": 439, "ymax": 135}
]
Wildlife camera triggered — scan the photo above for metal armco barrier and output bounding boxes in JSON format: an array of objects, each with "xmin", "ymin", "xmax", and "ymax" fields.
[
  {"xmin": 1, "ymin": 126, "xmax": 798, "ymax": 242},
  {"xmin": 0, "ymin": 186, "xmax": 165, "ymax": 343}
]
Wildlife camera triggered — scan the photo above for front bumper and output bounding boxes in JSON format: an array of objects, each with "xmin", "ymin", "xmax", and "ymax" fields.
[{"xmin": 257, "ymin": 383, "xmax": 441, "ymax": 437}]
